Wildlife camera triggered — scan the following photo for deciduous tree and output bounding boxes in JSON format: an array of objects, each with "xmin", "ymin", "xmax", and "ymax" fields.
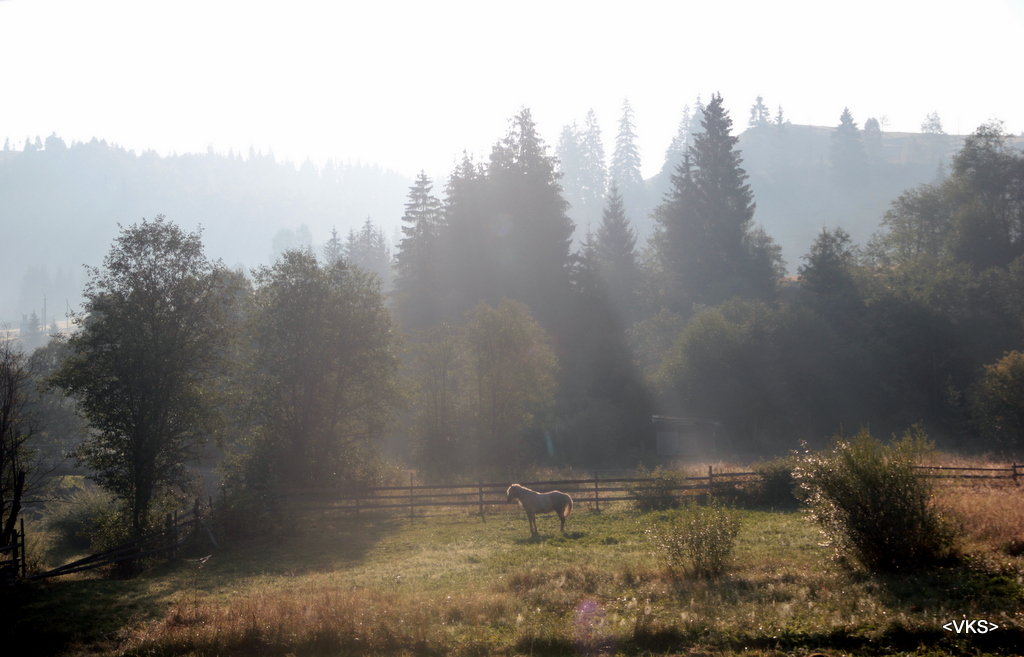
[{"xmin": 53, "ymin": 217, "xmax": 229, "ymax": 537}]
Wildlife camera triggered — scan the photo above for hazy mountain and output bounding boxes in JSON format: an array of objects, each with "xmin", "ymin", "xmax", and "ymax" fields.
[{"xmin": 0, "ymin": 137, "xmax": 410, "ymax": 323}]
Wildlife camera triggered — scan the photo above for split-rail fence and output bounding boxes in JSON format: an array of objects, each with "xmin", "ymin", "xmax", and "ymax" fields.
[{"xmin": 282, "ymin": 463, "xmax": 1024, "ymax": 520}]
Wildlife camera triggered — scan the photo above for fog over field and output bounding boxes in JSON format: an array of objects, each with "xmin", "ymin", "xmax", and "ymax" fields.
[{"xmin": 4, "ymin": 4, "xmax": 1024, "ymax": 657}]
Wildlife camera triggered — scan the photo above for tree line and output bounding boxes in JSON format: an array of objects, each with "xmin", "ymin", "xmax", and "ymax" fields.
[{"xmin": 2, "ymin": 95, "xmax": 1022, "ymax": 542}]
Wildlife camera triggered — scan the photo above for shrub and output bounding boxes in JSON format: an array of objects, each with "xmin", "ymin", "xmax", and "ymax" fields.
[
  {"xmin": 628, "ymin": 467, "xmax": 684, "ymax": 511},
  {"xmin": 750, "ymin": 456, "xmax": 800, "ymax": 509},
  {"xmin": 43, "ymin": 484, "xmax": 119, "ymax": 554},
  {"xmin": 649, "ymin": 501, "xmax": 741, "ymax": 578},
  {"xmin": 795, "ymin": 427, "xmax": 956, "ymax": 573}
]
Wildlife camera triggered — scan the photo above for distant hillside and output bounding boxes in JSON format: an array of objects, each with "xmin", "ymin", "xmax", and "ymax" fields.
[
  {"xmin": 4, "ymin": 125, "xmax": 1020, "ymax": 325},
  {"xmin": 0, "ymin": 138, "xmax": 410, "ymax": 323}
]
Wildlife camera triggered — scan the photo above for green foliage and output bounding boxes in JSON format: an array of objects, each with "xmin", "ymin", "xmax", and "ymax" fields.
[
  {"xmin": 51, "ymin": 217, "xmax": 231, "ymax": 537},
  {"xmin": 795, "ymin": 427, "xmax": 956, "ymax": 573},
  {"xmin": 627, "ymin": 467, "xmax": 684, "ymax": 511},
  {"xmin": 830, "ymin": 107, "xmax": 866, "ymax": 181},
  {"xmin": 870, "ymin": 121, "xmax": 1024, "ymax": 272},
  {"xmin": 611, "ymin": 99, "xmax": 643, "ymax": 196},
  {"xmin": 750, "ymin": 457, "xmax": 800, "ymax": 509},
  {"xmin": 463, "ymin": 299, "xmax": 557, "ymax": 470},
  {"xmin": 1, "ymin": 338, "xmax": 33, "ymax": 550},
  {"xmin": 653, "ymin": 93, "xmax": 782, "ymax": 312},
  {"xmin": 972, "ymin": 350, "xmax": 1024, "ymax": 447},
  {"xmin": 42, "ymin": 484, "xmax": 116, "ymax": 553},
  {"xmin": 648, "ymin": 501, "xmax": 741, "ymax": 578},
  {"xmin": 393, "ymin": 172, "xmax": 445, "ymax": 330},
  {"xmin": 248, "ymin": 249, "xmax": 399, "ymax": 486}
]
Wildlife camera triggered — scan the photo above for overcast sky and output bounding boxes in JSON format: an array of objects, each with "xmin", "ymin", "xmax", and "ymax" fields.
[{"xmin": 1, "ymin": 0, "xmax": 1021, "ymax": 180}]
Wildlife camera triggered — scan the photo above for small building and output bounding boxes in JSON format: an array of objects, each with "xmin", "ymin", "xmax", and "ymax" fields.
[{"xmin": 652, "ymin": 415, "xmax": 724, "ymax": 459}]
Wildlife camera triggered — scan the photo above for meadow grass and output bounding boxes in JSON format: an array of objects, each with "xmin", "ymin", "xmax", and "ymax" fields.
[{"xmin": 10, "ymin": 486, "xmax": 1024, "ymax": 657}]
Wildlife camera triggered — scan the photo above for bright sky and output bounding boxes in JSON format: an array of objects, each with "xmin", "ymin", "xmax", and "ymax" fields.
[{"xmin": 1, "ymin": 0, "xmax": 1021, "ymax": 180}]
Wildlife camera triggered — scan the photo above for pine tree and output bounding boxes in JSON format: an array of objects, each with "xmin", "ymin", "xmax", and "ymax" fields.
[
  {"xmin": 487, "ymin": 108, "xmax": 575, "ymax": 327},
  {"xmin": 921, "ymin": 112, "xmax": 945, "ymax": 135},
  {"xmin": 864, "ymin": 117, "xmax": 883, "ymax": 164},
  {"xmin": 611, "ymin": 99, "xmax": 643, "ymax": 197},
  {"xmin": 594, "ymin": 182, "xmax": 639, "ymax": 316},
  {"xmin": 579, "ymin": 109, "xmax": 607, "ymax": 205},
  {"xmin": 654, "ymin": 94, "xmax": 780, "ymax": 310},
  {"xmin": 774, "ymin": 105, "xmax": 789, "ymax": 128},
  {"xmin": 556, "ymin": 122, "xmax": 583, "ymax": 204},
  {"xmin": 394, "ymin": 172, "xmax": 445, "ymax": 329},
  {"xmin": 688, "ymin": 95, "xmax": 706, "ymax": 137},
  {"xmin": 831, "ymin": 107, "xmax": 866, "ymax": 182},
  {"xmin": 322, "ymin": 227, "xmax": 344, "ymax": 266},
  {"xmin": 345, "ymin": 217, "xmax": 392, "ymax": 289},
  {"xmin": 661, "ymin": 105, "xmax": 692, "ymax": 178},
  {"xmin": 437, "ymin": 154, "xmax": 493, "ymax": 319},
  {"xmin": 748, "ymin": 95, "xmax": 771, "ymax": 128}
]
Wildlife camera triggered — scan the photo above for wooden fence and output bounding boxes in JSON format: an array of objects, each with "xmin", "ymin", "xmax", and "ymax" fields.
[
  {"xmin": 26, "ymin": 506, "xmax": 210, "ymax": 581},
  {"xmin": 6, "ymin": 463, "xmax": 1020, "ymax": 581},
  {"xmin": 0, "ymin": 518, "xmax": 27, "ymax": 585},
  {"xmin": 284, "ymin": 463, "xmax": 1024, "ymax": 519}
]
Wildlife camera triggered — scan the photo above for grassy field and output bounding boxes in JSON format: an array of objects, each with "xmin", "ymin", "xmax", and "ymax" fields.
[{"xmin": 8, "ymin": 480, "xmax": 1024, "ymax": 657}]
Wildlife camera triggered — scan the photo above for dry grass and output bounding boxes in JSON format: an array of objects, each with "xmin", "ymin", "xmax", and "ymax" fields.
[
  {"xmin": 121, "ymin": 587, "xmax": 517, "ymax": 657},
  {"xmin": 20, "ymin": 461, "xmax": 1024, "ymax": 657},
  {"xmin": 935, "ymin": 480, "xmax": 1024, "ymax": 558}
]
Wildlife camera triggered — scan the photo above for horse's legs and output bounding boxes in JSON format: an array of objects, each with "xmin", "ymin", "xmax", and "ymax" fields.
[
  {"xmin": 528, "ymin": 511, "xmax": 538, "ymax": 537},
  {"xmin": 559, "ymin": 511, "xmax": 566, "ymax": 534}
]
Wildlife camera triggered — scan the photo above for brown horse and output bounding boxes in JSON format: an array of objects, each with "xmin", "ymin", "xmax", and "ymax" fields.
[{"xmin": 506, "ymin": 483, "xmax": 573, "ymax": 537}]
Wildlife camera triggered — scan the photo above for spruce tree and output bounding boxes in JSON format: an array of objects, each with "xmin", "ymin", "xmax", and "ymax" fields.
[
  {"xmin": 594, "ymin": 182, "xmax": 639, "ymax": 316},
  {"xmin": 579, "ymin": 109, "xmax": 607, "ymax": 206},
  {"xmin": 654, "ymin": 93, "xmax": 780, "ymax": 310},
  {"xmin": 437, "ymin": 154, "xmax": 493, "ymax": 319},
  {"xmin": 661, "ymin": 105, "xmax": 693, "ymax": 178},
  {"xmin": 394, "ymin": 172, "xmax": 445, "ymax": 329},
  {"xmin": 487, "ymin": 108, "xmax": 574, "ymax": 328},
  {"xmin": 611, "ymin": 99, "xmax": 643, "ymax": 197},
  {"xmin": 322, "ymin": 227, "xmax": 344, "ymax": 266},
  {"xmin": 831, "ymin": 107, "xmax": 866, "ymax": 182},
  {"xmin": 556, "ymin": 122, "xmax": 583, "ymax": 204},
  {"xmin": 345, "ymin": 217, "xmax": 392, "ymax": 289},
  {"xmin": 748, "ymin": 95, "xmax": 771, "ymax": 128}
]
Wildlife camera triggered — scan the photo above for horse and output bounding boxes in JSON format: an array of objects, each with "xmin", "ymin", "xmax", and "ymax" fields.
[{"xmin": 506, "ymin": 483, "xmax": 573, "ymax": 537}]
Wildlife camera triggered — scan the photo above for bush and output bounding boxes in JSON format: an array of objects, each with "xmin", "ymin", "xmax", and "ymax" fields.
[
  {"xmin": 648, "ymin": 501, "xmax": 741, "ymax": 578},
  {"xmin": 43, "ymin": 484, "xmax": 122, "ymax": 554},
  {"xmin": 750, "ymin": 457, "xmax": 800, "ymax": 509},
  {"xmin": 795, "ymin": 427, "xmax": 956, "ymax": 573},
  {"xmin": 628, "ymin": 467, "xmax": 684, "ymax": 511}
]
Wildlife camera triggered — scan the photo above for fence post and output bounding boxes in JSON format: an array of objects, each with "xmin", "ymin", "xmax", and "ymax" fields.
[
  {"xmin": 409, "ymin": 472, "xmax": 415, "ymax": 520},
  {"xmin": 707, "ymin": 465, "xmax": 714, "ymax": 499},
  {"xmin": 20, "ymin": 517, "xmax": 26, "ymax": 579},
  {"xmin": 478, "ymin": 482, "xmax": 485, "ymax": 522},
  {"xmin": 594, "ymin": 473, "xmax": 601, "ymax": 513}
]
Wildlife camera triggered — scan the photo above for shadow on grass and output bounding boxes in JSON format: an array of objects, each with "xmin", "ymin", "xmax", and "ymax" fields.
[
  {"xmin": 871, "ymin": 557, "xmax": 1024, "ymax": 614},
  {"xmin": 3, "ymin": 576, "xmax": 167, "ymax": 657},
  {"xmin": 512, "ymin": 531, "xmax": 586, "ymax": 545},
  {"xmin": 514, "ymin": 623, "xmax": 1024, "ymax": 657},
  {"xmin": 194, "ymin": 512, "xmax": 402, "ymax": 584},
  {"xmin": 4, "ymin": 512, "xmax": 404, "ymax": 657}
]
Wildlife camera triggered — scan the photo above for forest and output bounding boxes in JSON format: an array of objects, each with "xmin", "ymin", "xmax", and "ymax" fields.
[{"xmin": 1, "ymin": 94, "xmax": 1023, "ymax": 547}]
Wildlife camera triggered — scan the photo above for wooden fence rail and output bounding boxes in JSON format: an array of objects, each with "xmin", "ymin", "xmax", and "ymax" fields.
[
  {"xmin": 28, "ymin": 507, "xmax": 207, "ymax": 581},
  {"xmin": 283, "ymin": 464, "xmax": 1023, "ymax": 519}
]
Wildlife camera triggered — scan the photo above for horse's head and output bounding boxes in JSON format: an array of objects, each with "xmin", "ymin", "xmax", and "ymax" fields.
[{"xmin": 506, "ymin": 484, "xmax": 520, "ymax": 503}]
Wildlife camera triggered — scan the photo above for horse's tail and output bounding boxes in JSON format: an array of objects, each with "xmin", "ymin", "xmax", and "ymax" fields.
[{"xmin": 562, "ymin": 492, "xmax": 573, "ymax": 518}]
